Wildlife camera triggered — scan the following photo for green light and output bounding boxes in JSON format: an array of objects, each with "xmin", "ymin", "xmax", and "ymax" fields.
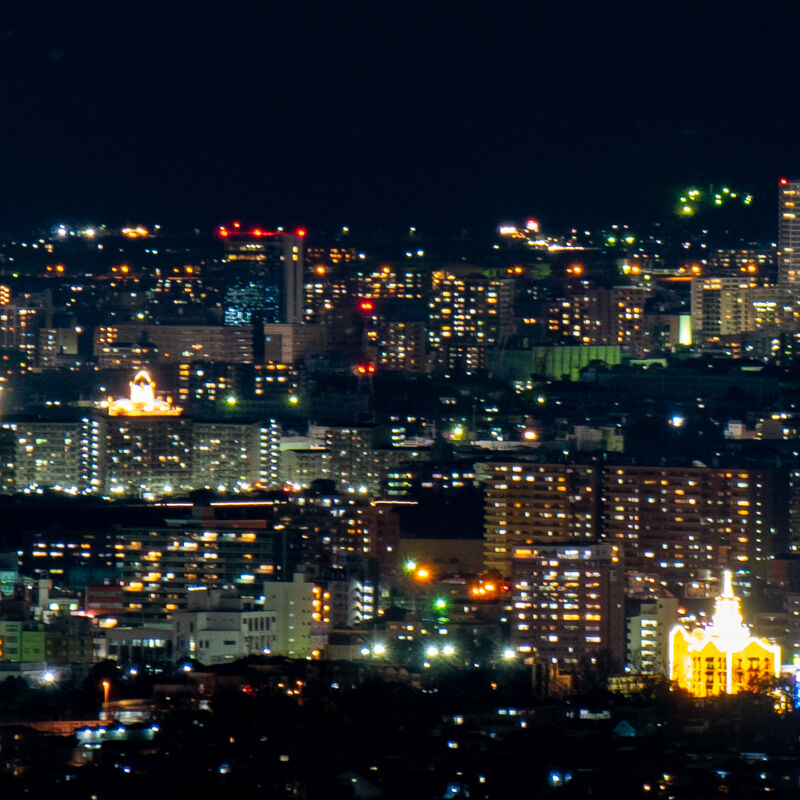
[
  {"xmin": 404, "ymin": 560, "xmax": 417, "ymax": 573},
  {"xmin": 288, "ymin": 395, "xmax": 299, "ymax": 405},
  {"xmin": 434, "ymin": 597, "xmax": 447, "ymax": 610},
  {"xmin": 225, "ymin": 395, "xmax": 237, "ymax": 406}
]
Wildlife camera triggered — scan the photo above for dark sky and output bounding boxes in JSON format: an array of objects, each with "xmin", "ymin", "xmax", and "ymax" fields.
[{"xmin": 1, "ymin": 2, "xmax": 798, "ymax": 235}]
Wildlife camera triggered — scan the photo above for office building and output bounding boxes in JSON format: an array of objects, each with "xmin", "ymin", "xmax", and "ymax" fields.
[{"xmin": 219, "ymin": 226, "xmax": 306, "ymax": 325}]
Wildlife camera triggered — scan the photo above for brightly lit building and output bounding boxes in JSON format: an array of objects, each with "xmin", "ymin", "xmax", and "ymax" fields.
[
  {"xmin": 626, "ymin": 596, "xmax": 679, "ymax": 675},
  {"xmin": 690, "ymin": 276, "xmax": 783, "ymax": 340},
  {"xmin": 600, "ymin": 465, "xmax": 781, "ymax": 591},
  {"xmin": 779, "ymin": 177, "xmax": 800, "ymax": 287},
  {"xmin": 547, "ymin": 287, "xmax": 653, "ymax": 356},
  {"xmin": 476, "ymin": 462, "xmax": 599, "ymax": 577},
  {"xmin": 262, "ymin": 571, "xmax": 328, "ymax": 658},
  {"xmin": 510, "ymin": 543, "xmax": 625, "ymax": 669},
  {"xmin": 428, "ymin": 270, "xmax": 513, "ymax": 373},
  {"xmin": 105, "ymin": 370, "xmax": 182, "ymax": 417},
  {"xmin": 119, "ymin": 519, "xmax": 286, "ymax": 620},
  {"xmin": 0, "ymin": 370, "xmax": 281, "ymax": 498},
  {"xmin": 669, "ymin": 571, "xmax": 780, "ymax": 696}
]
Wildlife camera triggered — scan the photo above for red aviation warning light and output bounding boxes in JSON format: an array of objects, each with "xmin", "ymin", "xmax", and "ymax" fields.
[
  {"xmin": 781, "ymin": 178, "xmax": 789, "ymax": 186},
  {"xmin": 296, "ymin": 228, "xmax": 307, "ymax": 238},
  {"xmin": 356, "ymin": 364, "xmax": 376, "ymax": 374},
  {"xmin": 359, "ymin": 300, "xmax": 374, "ymax": 312}
]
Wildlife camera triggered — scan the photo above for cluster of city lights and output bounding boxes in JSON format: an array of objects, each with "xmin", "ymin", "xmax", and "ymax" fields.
[{"xmin": 676, "ymin": 186, "xmax": 753, "ymax": 217}]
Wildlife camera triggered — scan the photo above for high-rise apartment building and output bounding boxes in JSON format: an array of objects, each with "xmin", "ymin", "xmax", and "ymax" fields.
[
  {"xmin": 547, "ymin": 287, "xmax": 652, "ymax": 356},
  {"xmin": 95, "ymin": 324, "xmax": 254, "ymax": 365},
  {"xmin": 690, "ymin": 276, "xmax": 782, "ymax": 340},
  {"xmin": 779, "ymin": 177, "xmax": 800, "ymax": 287},
  {"xmin": 510, "ymin": 543, "xmax": 625, "ymax": 669},
  {"xmin": 119, "ymin": 520, "xmax": 285, "ymax": 620},
  {"xmin": 428, "ymin": 271, "xmax": 513, "ymax": 373},
  {"xmin": 0, "ymin": 370, "xmax": 281, "ymax": 497},
  {"xmin": 477, "ymin": 462, "xmax": 599, "ymax": 577},
  {"xmin": 601, "ymin": 465, "xmax": 782, "ymax": 587}
]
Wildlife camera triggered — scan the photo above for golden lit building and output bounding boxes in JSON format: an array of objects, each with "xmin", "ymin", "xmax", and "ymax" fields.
[
  {"xmin": 105, "ymin": 370, "xmax": 182, "ymax": 417},
  {"xmin": 669, "ymin": 571, "xmax": 780, "ymax": 697}
]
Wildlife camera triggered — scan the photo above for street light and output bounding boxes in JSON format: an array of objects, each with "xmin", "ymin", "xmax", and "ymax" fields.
[{"xmin": 101, "ymin": 679, "xmax": 110, "ymax": 719}]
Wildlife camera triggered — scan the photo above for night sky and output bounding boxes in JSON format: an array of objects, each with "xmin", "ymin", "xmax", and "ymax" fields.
[{"xmin": 2, "ymin": 2, "xmax": 799, "ymax": 235}]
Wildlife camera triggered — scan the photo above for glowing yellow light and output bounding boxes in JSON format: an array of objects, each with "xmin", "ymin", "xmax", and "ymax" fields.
[
  {"xmin": 415, "ymin": 567, "xmax": 430, "ymax": 581},
  {"xmin": 106, "ymin": 370, "xmax": 182, "ymax": 417},
  {"xmin": 669, "ymin": 570, "xmax": 780, "ymax": 697}
]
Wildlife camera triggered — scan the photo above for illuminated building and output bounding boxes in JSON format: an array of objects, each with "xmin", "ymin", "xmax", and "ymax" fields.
[
  {"xmin": 224, "ymin": 281, "xmax": 279, "ymax": 326},
  {"xmin": 428, "ymin": 271, "xmax": 513, "ymax": 373},
  {"xmin": 320, "ymin": 426, "xmax": 429, "ymax": 496},
  {"xmin": 105, "ymin": 370, "xmax": 182, "ymax": 417},
  {"xmin": 99, "ymin": 370, "xmax": 189, "ymax": 497},
  {"xmin": 601, "ymin": 465, "xmax": 778, "ymax": 588},
  {"xmin": 0, "ymin": 305, "xmax": 40, "ymax": 364},
  {"xmin": 510, "ymin": 543, "xmax": 625, "ymax": 669},
  {"xmin": 304, "ymin": 269, "xmax": 349, "ymax": 323},
  {"xmin": 219, "ymin": 227, "xmax": 306, "ymax": 325},
  {"xmin": 0, "ymin": 420, "xmax": 84, "ymax": 493},
  {"xmin": 476, "ymin": 462, "xmax": 599, "ymax": 577},
  {"xmin": 373, "ymin": 317, "xmax": 428, "ymax": 373},
  {"xmin": 173, "ymin": 590, "xmax": 277, "ymax": 664},
  {"xmin": 177, "ymin": 361, "xmax": 296, "ymax": 416},
  {"xmin": 779, "ymin": 177, "xmax": 800, "ymax": 287},
  {"xmin": 119, "ymin": 518, "xmax": 286, "ymax": 619},
  {"xmin": 690, "ymin": 276, "xmax": 782, "ymax": 340},
  {"xmin": 547, "ymin": 287, "xmax": 652, "ymax": 355},
  {"xmin": 95, "ymin": 324, "xmax": 254, "ymax": 366},
  {"xmin": 0, "ymin": 370, "xmax": 284, "ymax": 499},
  {"xmin": 669, "ymin": 571, "xmax": 780, "ymax": 696},
  {"xmin": 626, "ymin": 597, "xmax": 678, "ymax": 675},
  {"xmin": 263, "ymin": 571, "xmax": 326, "ymax": 658},
  {"xmin": 355, "ymin": 265, "xmax": 427, "ymax": 300},
  {"xmin": 151, "ymin": 264, "xmax": 207, "ymax": 303}
]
